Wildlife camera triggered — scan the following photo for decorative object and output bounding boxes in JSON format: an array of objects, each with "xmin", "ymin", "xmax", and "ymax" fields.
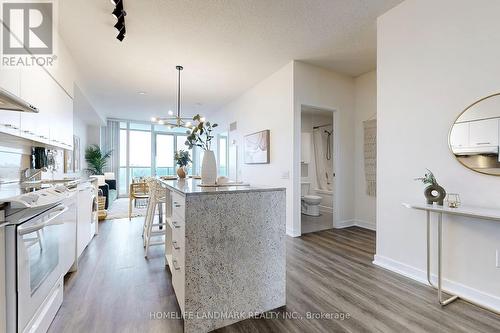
[
  {"xmin": 415, "ymin": 169, "xmax": 446, "ymax": 206},
  {"xmin": 73, "ymin": 135, "xmax": 81, "ymax": 172},
  {"xmin": 97, "ymin": 189, "xmax": 107, "ymax": 221},
  {"xmin": 84, "ymin": 144, "xmax": 113, "ymax": 175},
  {"xmin": 185, "ymin": 114, "xmax": 219, "ymax": 185},
  {"xmin": 244, "ymin": 129, "xmax": 270, "ymax": 164},
  {"xmin": 201, "ymin": 150, "xmax": 217, "ymax": 185},
  {"xmin": 174, "ymin": 150, "xmax": 191, "ymax": 179},
  {"xmin": 449, "ymin": 93, "xmax": 500, "ymax": 176},
  {"xmin": 151, "ymin": 65, "xmax": 194, "ymax": 129},
  {"xmin": 446, "ymin": 193, "xmax": 461, "ymax": 208},
  {"xmin": 363, "ymin": 119, "xmax": 377, "ymax": 196}
]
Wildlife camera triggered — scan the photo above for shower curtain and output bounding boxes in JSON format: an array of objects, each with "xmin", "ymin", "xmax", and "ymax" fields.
[{"xmin": 313, "ymin": 128, "xmax": 333, "ymax": 191}]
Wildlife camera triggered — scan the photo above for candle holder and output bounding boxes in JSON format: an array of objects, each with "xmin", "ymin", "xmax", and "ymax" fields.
[{"xmin": 446, "ymin": 193, "xmax": 461, "ymax": 208}]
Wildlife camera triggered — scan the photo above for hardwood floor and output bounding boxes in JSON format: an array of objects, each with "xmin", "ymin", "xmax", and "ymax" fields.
[{"xmin": 49, "ymin": 220, "xmax": 500, "ymax": 333}]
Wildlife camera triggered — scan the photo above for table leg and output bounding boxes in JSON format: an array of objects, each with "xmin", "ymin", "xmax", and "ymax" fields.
[
  {"xmin": 437, "ymin": 212, "xmax": 459, "ymax": 306},
  {"xmin": 426, "ymin": 210, "xmax": 436, "ymax": 288}
]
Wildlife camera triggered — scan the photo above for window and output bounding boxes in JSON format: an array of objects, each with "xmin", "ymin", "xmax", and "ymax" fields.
[
  {"xmin": 218, "ymin": 134, "xmax": 228, "ymax": 176},
  {"xmin": 115, "ymin": 120, "xmax": 202, "ymax": 196},
  {"xmin": 156, "ymin": 134, "xmax": 174, "ymax": 176}
]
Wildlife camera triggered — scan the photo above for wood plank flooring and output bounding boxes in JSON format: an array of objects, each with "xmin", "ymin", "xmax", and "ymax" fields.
[{"xmin": 48, "ymin": 220, "xmax": 500, "ymax": 333}]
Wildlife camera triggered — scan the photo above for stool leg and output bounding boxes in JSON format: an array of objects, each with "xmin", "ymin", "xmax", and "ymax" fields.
[{"xmin": 129, "ymin": 197, "xmax": 133, "ymax": 221}]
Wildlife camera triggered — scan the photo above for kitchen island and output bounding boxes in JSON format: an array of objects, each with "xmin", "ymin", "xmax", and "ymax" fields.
[{"xmin": 159, "ymin": 178, "xmax": 286, "ymax": 333}]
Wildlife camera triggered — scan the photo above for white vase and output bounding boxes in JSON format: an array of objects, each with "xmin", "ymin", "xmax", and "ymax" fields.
[{"xmin": 201, "ymin": 150, "xmax": 217, "ymax": 185}]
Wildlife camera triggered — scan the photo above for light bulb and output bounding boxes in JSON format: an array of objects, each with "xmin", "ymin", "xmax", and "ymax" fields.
[
  {"xmin": 168, "ymin": 110, "xmax": 174, "ymax": 116},
  {"xmin": 151, "ymin": 117, "xmax": 157, "ymax": 122},
  {"xmin": 200, "ymin": 117, "xmax": 206, "ymax": 122}
]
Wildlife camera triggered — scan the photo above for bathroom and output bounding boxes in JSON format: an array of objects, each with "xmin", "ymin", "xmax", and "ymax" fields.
[{"xmin": 300, "ymin": 106, "xmax": 334, "ymax": 234}]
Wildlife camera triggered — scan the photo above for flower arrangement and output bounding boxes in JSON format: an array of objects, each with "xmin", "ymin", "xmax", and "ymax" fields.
[
  {"xmin": 174, "ymin": 150, "xmax": 191, "ymax": 168},
  {"xmin": 185, "ymin": 114, "xmax": 218, "ymax": 151},
  {"xmin": 414, "ymin": 169, "xmax": 438, "ymax": 186}
]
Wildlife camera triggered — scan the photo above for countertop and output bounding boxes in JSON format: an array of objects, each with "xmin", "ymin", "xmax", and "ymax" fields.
[
  {"xmin": 0, "ymin": 178, "xmax": 96, "ymax": 203},
  {"xmin": 159, "ymin": 178, "xmax": 285, "ymax": 196}
]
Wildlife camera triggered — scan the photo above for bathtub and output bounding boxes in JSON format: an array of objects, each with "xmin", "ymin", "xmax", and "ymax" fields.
[{"xmin": 314, "ymin": 188, "xmax": 333, "ymax": 213}]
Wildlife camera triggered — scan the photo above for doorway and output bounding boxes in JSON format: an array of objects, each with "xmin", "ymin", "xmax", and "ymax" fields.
[{"xmin": 299, "ymin": 106, "xmax": 335, "ymax": 234}]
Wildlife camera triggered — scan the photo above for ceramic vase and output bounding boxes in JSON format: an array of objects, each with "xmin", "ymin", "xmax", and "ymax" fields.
[
  {"xmin": 424, "ymin": 183, "xmax": 446, "ymax": 206},
  {"xmin": 201, "ymin": 150, "xmax": 217, "ymax": 185},
  {"xmin": 177, "ymin": 166, "xmax": 186, "ymax": 179}
]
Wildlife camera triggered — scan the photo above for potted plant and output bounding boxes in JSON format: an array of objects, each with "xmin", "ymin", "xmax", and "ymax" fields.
[
  {"xmin": 84, "ymin": 144, "xmax": 112, "ymax": 175},
  {"xmin": 174, "ymin": 150, "xmax": 191, "ymax": 179},
  {"xmin": 415, "ymin": 169, "xmax": 446, "ymax": 206},
  {"xmin": 186, "ymin": 114, "xmax": 218, "ymax": 184}
]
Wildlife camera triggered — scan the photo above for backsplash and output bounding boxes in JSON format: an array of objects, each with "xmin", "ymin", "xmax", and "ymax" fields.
[{"xmin": 0, "ymin": 133, "xmax": 73, "ymax": 183}]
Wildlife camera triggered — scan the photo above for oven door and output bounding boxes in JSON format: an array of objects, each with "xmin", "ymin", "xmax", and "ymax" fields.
[{"xmin": 13, "ymin": 201, "xmax": 74, "ymax": 333}]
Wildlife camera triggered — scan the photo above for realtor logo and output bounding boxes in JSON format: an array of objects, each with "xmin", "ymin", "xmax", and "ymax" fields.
[{"xmin": 1, "ymin": 1, "xmax": 56, "ymax": 67}]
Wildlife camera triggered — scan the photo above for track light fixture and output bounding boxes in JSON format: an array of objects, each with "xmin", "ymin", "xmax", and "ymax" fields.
[{"xmin": 111, "ymin": 0, "xmax": 127, "ymax": 42}]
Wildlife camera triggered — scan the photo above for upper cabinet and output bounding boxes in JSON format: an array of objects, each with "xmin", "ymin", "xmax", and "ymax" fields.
[
  {"xmin": 450, "ymin": 119, "xmax": 499, "ymax": 148},
  {"xmin": 0, "ymin": 65, "xmax": 73, "ymax": 149},
  {"xmin": 469, "ymin": 119, "xmax": 499, "ymax": 147},
  {"xmin": 0, "ymin": 68, "xmax": 21, "ymax": 136}
]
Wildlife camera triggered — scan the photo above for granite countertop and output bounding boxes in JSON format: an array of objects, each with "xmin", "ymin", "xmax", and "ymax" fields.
[
  {"xmin": 0, "ymin": 178, "xmax": 96, "ymax": 202},
  {"xmin": 159, "ymin": 178, "xmax": 285, "ymax": 196}
]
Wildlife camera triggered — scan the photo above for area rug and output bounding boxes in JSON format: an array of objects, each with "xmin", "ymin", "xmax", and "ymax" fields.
[{"xmin": 105, "ymin": 198, "xmax": 149, "ymax": 220}]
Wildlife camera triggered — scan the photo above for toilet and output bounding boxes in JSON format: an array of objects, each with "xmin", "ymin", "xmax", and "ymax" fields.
[{"xmin": 301, "ymin": 182, "xmax": 322, "ymax": 216}]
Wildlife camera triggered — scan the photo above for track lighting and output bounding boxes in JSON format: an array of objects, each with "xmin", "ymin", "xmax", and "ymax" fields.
[
  {"xmin": 111, "ymin": 0, "xmax": 127, "ymax": 42},
  {"xmin": 117, "ymin": 26, "xmax": 126, "ymax": 41}
]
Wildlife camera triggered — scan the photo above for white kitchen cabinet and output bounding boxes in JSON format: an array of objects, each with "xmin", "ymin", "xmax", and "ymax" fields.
[
  {"xmin": 449, "ymin": 122, "xmax": 469, "ymax": 148},
  {"xmin": 77, "ymin": 183, "xmax": 96, "ymax": 258},
  {"xmin": 0, "ymin": 68, "xmax": 21, "ymax": 136},
  {"xmin": 20, "ymin": 66, "xmax": 51, "ymax": 143},
  {"xmin": 469, "ymin": 118, "xmax": 499, "ymax": 147}
]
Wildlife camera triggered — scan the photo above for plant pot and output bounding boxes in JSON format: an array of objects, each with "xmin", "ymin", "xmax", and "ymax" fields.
[
  {"xmin": 201, "ymin": 150, "xmax": 217, "ymax": 185},
  {"xmin": 177, "ymin": 166, "xmax": 187, "ymax": 179}
]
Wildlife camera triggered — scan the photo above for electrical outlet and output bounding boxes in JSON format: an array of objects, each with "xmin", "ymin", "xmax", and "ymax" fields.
[{"xmin": 496, "ymin": 250, "xmax": 500, "ymax": 268}]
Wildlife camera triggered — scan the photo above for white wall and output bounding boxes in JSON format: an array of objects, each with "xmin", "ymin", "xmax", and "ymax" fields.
[
  {"xmin": 376, "ymin": 0, "xmax": 500, "ymax": 311},
  {"xmin": 354, "ymin": 71, "xmax": 377, "ymax": 229},
  {"xmin": 213, "ymin": 62, "xmax": 295, "ymax": 234},
  {"xmin": 293, "ymin": 61, "xmax": 355, "ymax": 233}
]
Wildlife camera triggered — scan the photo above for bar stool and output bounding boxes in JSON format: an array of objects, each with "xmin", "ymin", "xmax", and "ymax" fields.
[{"xmin": 143, "ymin": 178, "xmax": 168, "ymax": 258}]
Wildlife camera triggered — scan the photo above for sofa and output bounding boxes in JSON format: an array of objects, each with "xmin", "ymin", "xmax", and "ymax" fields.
[{"xmin": 93, "ymin": 173, "xmax": 117, "ymax": 209}]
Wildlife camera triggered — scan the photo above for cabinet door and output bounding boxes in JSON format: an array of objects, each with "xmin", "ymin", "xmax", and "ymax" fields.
[
  {"xmin": 469, "ymin": 119, "xmax": 499, "ymax": 147},
  {"xmin": 20, "ymin": 66, "xmax": 50, "ymax": 142},
  {"xmin": 449, "ymin": 122, "xmax": 469, "ymax": 148},
  {"xmin": 0, "ymin": 68, "xmax": 21, "ymax": 135},
  {"xmin": 77, "ymin": 187, "xmax": 93, "ymax": 258}
]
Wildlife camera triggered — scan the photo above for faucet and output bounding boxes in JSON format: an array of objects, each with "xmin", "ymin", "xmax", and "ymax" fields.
[{"xmin": 21, "ymin": 167, "xmax": 47, "ymax": 182}]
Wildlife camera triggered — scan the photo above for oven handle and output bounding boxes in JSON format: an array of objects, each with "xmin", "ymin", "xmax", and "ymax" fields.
[{"xmin": 17, "ymin": 205, "xmax": 68, "ymax": 236}]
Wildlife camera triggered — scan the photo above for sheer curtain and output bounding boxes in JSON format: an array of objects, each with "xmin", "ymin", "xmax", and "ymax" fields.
[{"xmin": 103, "ymin": 120, "xmax": 120, "ymax": 178}]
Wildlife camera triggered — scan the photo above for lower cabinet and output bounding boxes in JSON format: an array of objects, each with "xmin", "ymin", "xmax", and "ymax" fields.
[
  {"xmin": 167, "ymin": 191, "xmax": 186, "ymax": 312},
  {"xmin": 77, "ymin": 183, "xmax": 96, "ymax": 258}
]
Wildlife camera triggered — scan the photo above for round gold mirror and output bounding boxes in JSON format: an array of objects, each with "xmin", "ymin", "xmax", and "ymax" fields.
[{"xmin": 449, "ymin": 93, "xmax": 500, "ymax": 175}]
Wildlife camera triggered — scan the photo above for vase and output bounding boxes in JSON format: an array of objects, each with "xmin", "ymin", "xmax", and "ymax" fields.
[
  {"xmin": 177, "ymin": 166, "xmax": 186, "ymax": 179},
  {"xmin": 201, "ymin": 150, "xmax": 217, "ymax": 185},
  {"xmin": 424, "ymin": 183, "xmax": 446, "ymax": 206}
]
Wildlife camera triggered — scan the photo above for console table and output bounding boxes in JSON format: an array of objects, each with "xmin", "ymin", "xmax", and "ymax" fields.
[{"xmin": 403, "ymin": 203, "xmax": 500, "ymax": 310}]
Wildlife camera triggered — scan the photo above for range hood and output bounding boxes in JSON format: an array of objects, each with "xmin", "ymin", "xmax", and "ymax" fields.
[
  {"xmin": 453, "ymin": 146, "xmax": 499, "ymax": 156},
  {"xmin": 0, "ymin": 87, "xmax": 39, "ymax": 113}
]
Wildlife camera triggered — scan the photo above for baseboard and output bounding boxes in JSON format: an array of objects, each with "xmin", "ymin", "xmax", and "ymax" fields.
[
  {"xmin": 334, "ymin": 219, "xmax": 376, "ymax": 231},
  {"xmin": 353, "ymin": 219, "xmax": 376, "ymax": 231},
  {"xmin": 333, "ymin": 219, "xmax": 355, "ymax": 229},
  {"xmin": 373, "ymin": 254, "xmax": 500, "ymax": 313}
]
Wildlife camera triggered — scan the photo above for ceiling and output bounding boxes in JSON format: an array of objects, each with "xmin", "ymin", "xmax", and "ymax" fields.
[{"xmin": 59, "ymin": 0, "xmax": 402, "ymax": 122}]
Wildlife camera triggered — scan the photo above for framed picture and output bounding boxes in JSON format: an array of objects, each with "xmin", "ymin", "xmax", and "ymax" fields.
[
  {"xmin": 244, "ymin": 129, "xmax": 270, "ymax": 164},
  {"xmin": 73, "ymin": 135, "xmax": 81, "ymax": 172}
]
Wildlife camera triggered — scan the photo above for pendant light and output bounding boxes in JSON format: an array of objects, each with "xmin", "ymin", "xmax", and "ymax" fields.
[{"xmin": 151, "ymin": 65, "xmax": 193, "ymax": 128}]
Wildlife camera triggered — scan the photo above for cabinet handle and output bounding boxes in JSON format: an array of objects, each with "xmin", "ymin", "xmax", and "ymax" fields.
[
  {"xmin": 172, "ymin": 241, "xmax": 180, "ymax": 250},
  {"xmin": 476, "ymin": 142, "xmax": 491, "ymax": 145},
  {"xmin": 172, "ymin": 221, "xmax": 181, "ymax": 229},
  {"xmin": 5, "ymin": 124, "xmax": 18, "ymax": 129},
  {"xmin": 172, "ymin": 260, "xmax": 181, "ymax": 270},
  {"xmin": 174, "ymin": 204, "xmax": 181, "ymax": 208}
]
